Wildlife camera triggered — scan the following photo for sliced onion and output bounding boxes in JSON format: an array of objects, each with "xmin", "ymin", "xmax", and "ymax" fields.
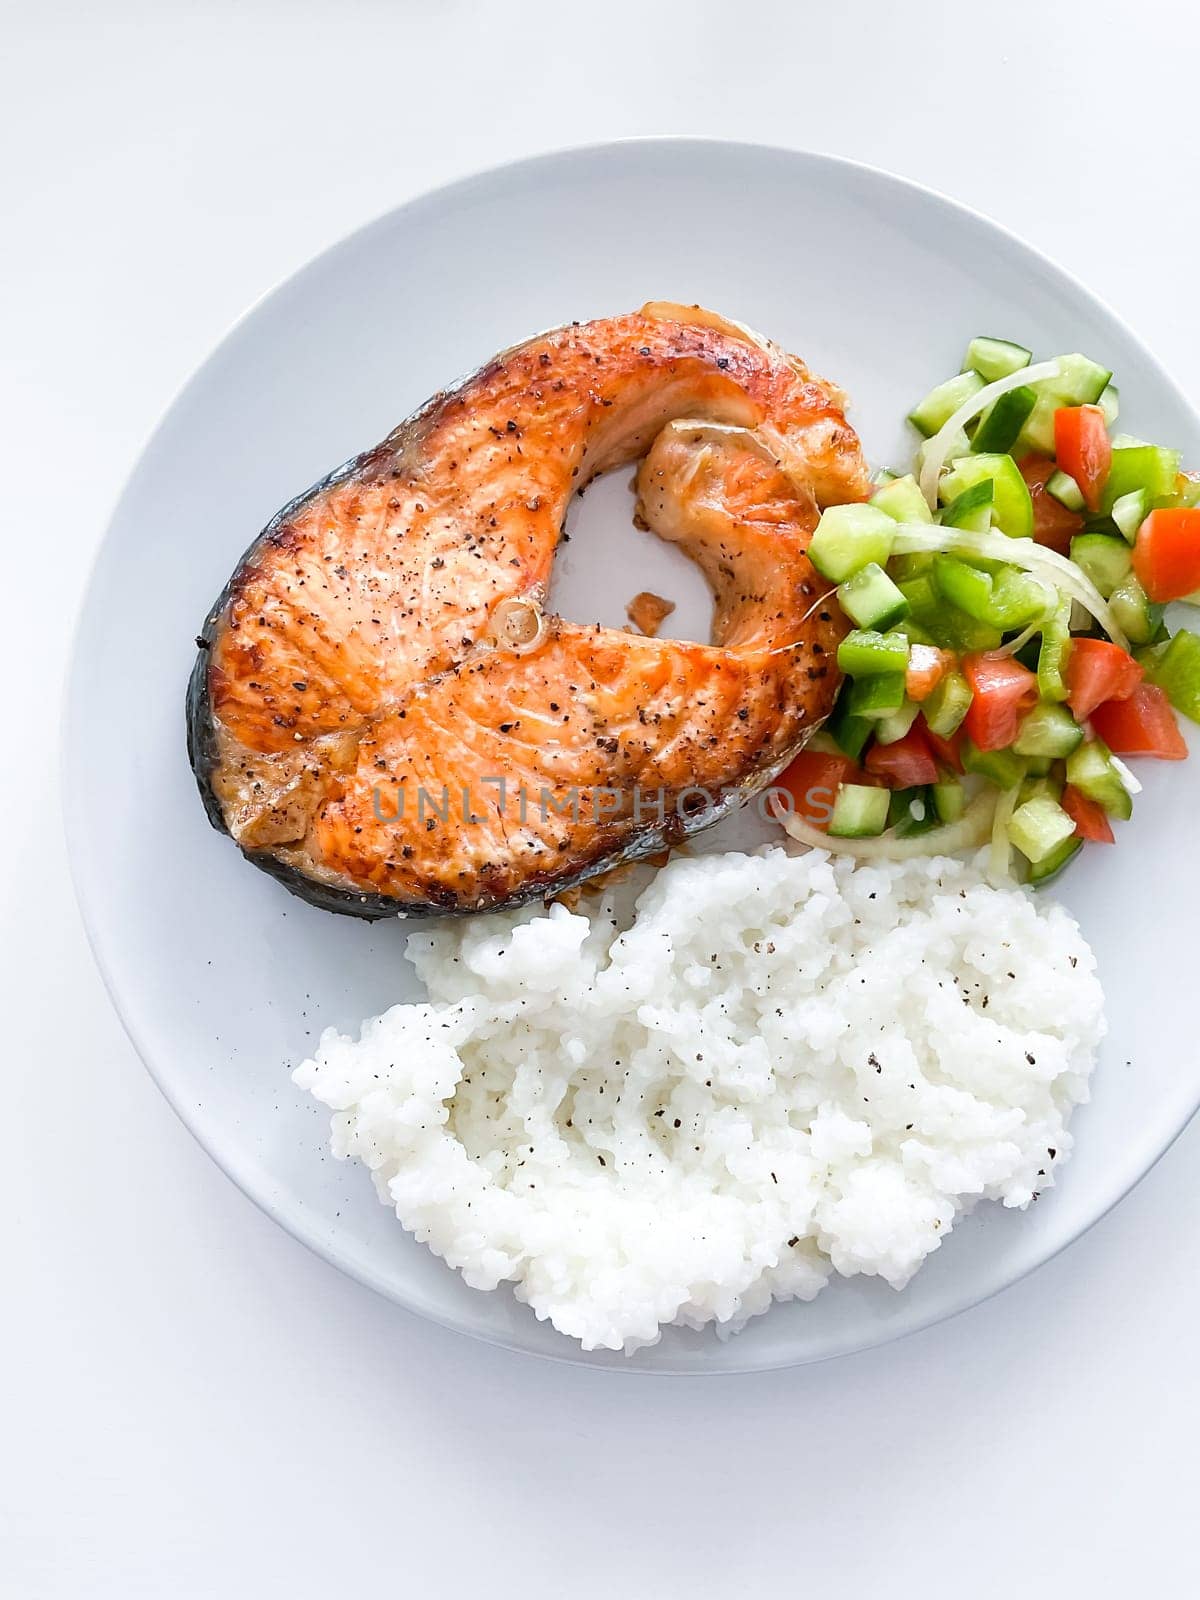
[
  {"xmin": 985, "ymin": 608, "xmax": 1054, "ymax": 659},
  {"xmin": 888, "ymin": 524, "xmax": 1130, "ymax": 651},
  {"xmin": 919, "ymin": 359, "xmax": 1063, "ymax": 509},
  {"xmin": 780, "ymin": 789, "xmax": 997, "ymax": 861},
  {"xmin": 988, "ymin": 782, "xmax": 1021, "ymax": 886},
  {"xmin": 1110, "ymin": 754, "xmax": 1143, "ymax": 796}
]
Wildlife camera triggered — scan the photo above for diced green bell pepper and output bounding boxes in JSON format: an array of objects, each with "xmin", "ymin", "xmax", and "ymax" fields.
[
  {"xmin": 1144, "ymin": 627, "xmax": 1200, "ymax": 724},
  {"xmin": 845, "ymin": 673, "xmax": 907, "ymax": 720},
  {"xmin": 828, "ymin": 687, "xmax": 872, "ymax": 761},
  {"xmin": 1037, "ymin": 597, "xmax": 1072, "ymax": 704},
  {"xmin": 1102, "ymin": 444, "xmax": 1181, "ymax": 513},
  {"xmin": 836, "ymin": 628, "xmax": 910, "ymax": 678},
  {"xmin": 933, "ymin": 556, "xmax": 1050, "ymax": 630},
  {"xmin": 962, "ymin": 739, "xmax": 1025, "ymax": 790}
]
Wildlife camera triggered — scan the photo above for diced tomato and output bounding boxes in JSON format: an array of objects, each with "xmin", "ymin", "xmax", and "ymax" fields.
[
  {"xmin": 771, "ymin": 749, "xmax": 860, "ymax": 827},
  {"xmin": 961, "ymin": 654, "xmax": 1039, "ymax": 752},
  {"xmin": 1132, "ymin": 507, "xmax": 1200, "ymax": 602},
  {"xmin": 863, "ymin": 725, "xmax": 938, "ymax": 788},
  {"xmin": 1090, "ymin": 683, "xmax": 1188, "ymax": 759},
  {"xmin": 1064, "ymin": 637, "xmax": 1142, "ymax": 722},
  {"xmin": 1062, "ymin": 784, "xmax": 1115, "ymax": 844},
  {"xmin": 1053, "ymin": 405, "xmax": 1111, "ymax": 513},
  {"xmin": 1018, "ymin": 454, "xmax": 1084, "ymax": 556},
  {"xmin": 921, "ymin": 720, "xmax": 965, "ymax": 773},
  {"xmin": 904, "ymin": 643, "xmax": 952, "ymax": 703}
]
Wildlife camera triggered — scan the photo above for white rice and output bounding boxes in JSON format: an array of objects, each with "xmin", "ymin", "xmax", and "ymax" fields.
[{"xmin": 294, "ymin": 848, "xmax": 1104, "ymax": 1352}]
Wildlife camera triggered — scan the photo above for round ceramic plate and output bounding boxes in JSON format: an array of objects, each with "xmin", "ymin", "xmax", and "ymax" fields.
[{"xmin": 66, "ymin": 140, "xmax": 1200, "ymax": 1371}]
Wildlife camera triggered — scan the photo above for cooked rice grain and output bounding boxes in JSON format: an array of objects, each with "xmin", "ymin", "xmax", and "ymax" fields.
[{"xmin": 295, "ymin": 848, "xmax": 1104, "ymax": 1352}]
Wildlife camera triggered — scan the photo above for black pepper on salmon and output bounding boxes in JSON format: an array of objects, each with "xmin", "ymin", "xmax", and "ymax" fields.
[{"xmin": 187, "ymin": 303, "xmax": 870, "ymax": 916}]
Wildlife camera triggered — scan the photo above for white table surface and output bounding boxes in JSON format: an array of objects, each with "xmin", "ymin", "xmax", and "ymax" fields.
[{"xmin": 5, "ymin": 2, "xmax": 1198, "ymax": 1593}]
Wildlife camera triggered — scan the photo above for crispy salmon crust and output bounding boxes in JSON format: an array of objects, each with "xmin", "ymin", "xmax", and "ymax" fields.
[{"xmin": 188, "ymin": 304, "xmax": 870, "ymax": 916}]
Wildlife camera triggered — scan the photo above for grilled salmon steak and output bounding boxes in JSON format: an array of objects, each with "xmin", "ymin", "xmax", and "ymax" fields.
[{"xmin": 187, "ymin": 303, "xmax": 870, "ymax": 916}]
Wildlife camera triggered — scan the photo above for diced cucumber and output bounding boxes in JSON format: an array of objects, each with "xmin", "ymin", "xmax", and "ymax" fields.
[
  {"xmin": 940, "ymin": 477, "xmax": 994, "ymax": 533},
  {"xmin": 828, "ymin": 689, "xmax": 872, "ymax": 761},
  {"xmin": 845, "ymin": 673, "xmax": 907, "ymax": 720},
  {"xmin": 808, "ymin": 503, "xmax": 897, "ymax": 583},
  {"xmin": 923, "ymin": 669, "xmax": 973, "ymax": 738},
  {"xmin": 1046, "ymin": 470, "xmax": 1085, "ymax": 512},
  {"xmin": 972, "ymin": 386, "xmax": 1037, "ymax": 455},
  {"xmin": 1010, "ymin": 796, "xmax": 1076, "ymax": 865},
  {"xmin": 1028, "ymin": 833, "xmax": 1083, "ymax": 885},
  {"xmin": 1069, "ymin": 533, "xmax": 1132, "ymax": 599},
  {"xmin": 962, "ymin": 739, "xmax": 1024, "ymax": 790},
  {"xmin": 1098, "ymin": 383, "xmax": 1120, "ymax": 429},
  {"xmin": 1111, "ymin": 488, "xmax": 1149, "ymax": 543},
  {"xmin": 1178, "ymin": 475, "xmax": 1200, "ymax": 509},
  {"xmin": 828, "ymin": 784, "xmax": 890, "ymax": 839},
  {"xmin": 1052, "ymin": 353, "xmax": 1113, "ymax": 404},
  {"xmin": 962, "ymin": 336, "xmax": 1033, "ymax": 383},
  {"xmin": 1102, "ymin": 444, "xmax": 1181, "ymax": 512},
  {"xmin": 837, "ymin": 563, "xmax": 910, "ymax": 631},
  {"xmin": 1065, "ymin": 739, "xmax": 1134, "ymax": 820},
  {"xmin": 1016, "ymin": 353, "xmax": 1114, "ymax": 454},
  {"xmin": 932, "ymin": 776, "xmax": 966, "ymax": 823},
  {"xmin": 939, "ymin": 452, "xmax": 1034, "ymax": 539},
  {"xmin": 872, "ymin": 468, "xmax": 898, "ymax": 487},
  {"xmin": 909, "ymin": 370, "xmax": 983, "ymax": 438},
  {"xmin": 1013, "ymin": 702, "xmax": 1083, "ymax": 759},
  {"xmin": 870, "ymin": 472, "xmax": 933, "ymax": 524},
  {"xmin": 1108, "ymin": 575, "xmax": 1162, "ymax": 647},
  {"xmin": 1143, "ymin": 627, "xmax": 1200, "ymax": 723},
  {"xmin": 874, "ymin": 700, "xmax": 921, "ymax": 744},
  {"xmin": 837, "ymin": 628, "xmax": 909, "ymax": 678}
]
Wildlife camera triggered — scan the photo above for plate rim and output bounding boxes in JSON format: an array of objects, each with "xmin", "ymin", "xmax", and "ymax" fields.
[{"xmin": 62, "ymin": 135, "xmax": 1200, "ymax": 1373}]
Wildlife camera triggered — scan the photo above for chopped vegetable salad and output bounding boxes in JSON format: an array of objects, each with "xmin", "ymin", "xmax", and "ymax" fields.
[{"xmin": 777, "ymin": 335, "xmax": 1200, "ymax": 883}]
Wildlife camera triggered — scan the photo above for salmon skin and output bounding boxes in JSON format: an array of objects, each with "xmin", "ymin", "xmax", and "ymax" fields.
[{"xmin": 187, "ymin": 303, "xmax": 870, "ymax": 918}]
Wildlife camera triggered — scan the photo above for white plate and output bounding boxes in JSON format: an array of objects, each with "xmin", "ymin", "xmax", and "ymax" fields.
[{"xmin": 66, "ymin": 140, "xmax": 1200, "ymax": 1371}]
